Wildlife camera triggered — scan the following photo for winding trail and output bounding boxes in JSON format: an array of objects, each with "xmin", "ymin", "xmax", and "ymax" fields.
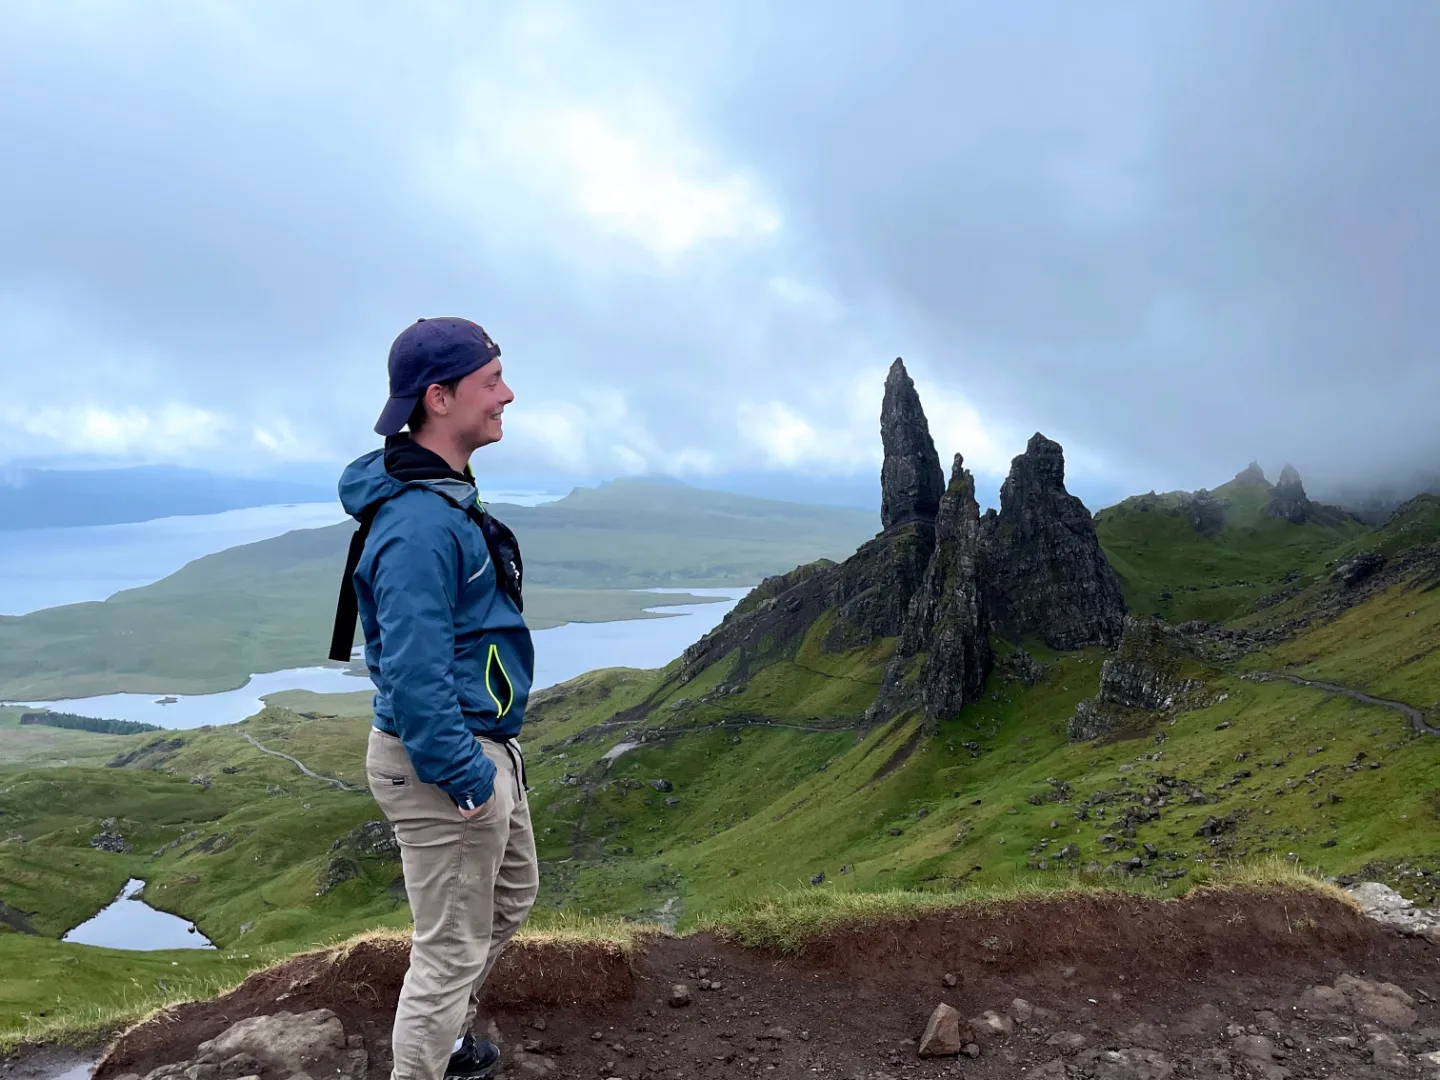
[
  {"xmin": 1249, "ymin": 672, "xmax": 1439, "ymax": 736},
  {"xmin": 239, "ymin": 732, "xmax": 358, "ymax": 790}
]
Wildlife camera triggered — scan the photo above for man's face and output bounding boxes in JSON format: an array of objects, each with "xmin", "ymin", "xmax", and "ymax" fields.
[{"xmin": 439, "ymin": 360, "xmax": 513, "ymax": 449}]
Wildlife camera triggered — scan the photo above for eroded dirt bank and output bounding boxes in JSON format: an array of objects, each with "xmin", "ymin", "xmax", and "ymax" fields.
[{"xmin": 94, "ymin": 887, "xmax": 1440, "ymax": 1079}]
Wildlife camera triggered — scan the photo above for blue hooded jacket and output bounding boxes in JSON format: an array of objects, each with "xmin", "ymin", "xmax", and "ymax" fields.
[{"xmin": 338, "ymin": 443, "xmax": 534, "ymax": 809}]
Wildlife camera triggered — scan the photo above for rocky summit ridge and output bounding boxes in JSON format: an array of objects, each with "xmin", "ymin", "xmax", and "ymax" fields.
[{"xmin": 682, "ymin": 358, "xmax": 1126, "ymax": 732}]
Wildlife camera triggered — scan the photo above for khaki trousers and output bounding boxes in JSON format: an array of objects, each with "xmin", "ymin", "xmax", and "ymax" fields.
[{"xmin": 366, "ymin": 728, "xmax": 539, "ymax": 1080}]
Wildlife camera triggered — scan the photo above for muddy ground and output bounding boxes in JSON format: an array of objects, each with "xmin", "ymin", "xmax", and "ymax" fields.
[{"xmin": 28, "ymin": 888, "xmax": 1440, "ymax": 1079}]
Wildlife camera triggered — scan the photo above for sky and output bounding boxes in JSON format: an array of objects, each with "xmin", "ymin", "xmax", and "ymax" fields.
[{"xmin": 1, "ymin": 0, "xmax": 1436, "ymax": 509}]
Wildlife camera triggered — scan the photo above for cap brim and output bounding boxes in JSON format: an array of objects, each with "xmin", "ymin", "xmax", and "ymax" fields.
[{"xmin": 374, "ymin": 393, "xmax": 420, "ymax": 436}]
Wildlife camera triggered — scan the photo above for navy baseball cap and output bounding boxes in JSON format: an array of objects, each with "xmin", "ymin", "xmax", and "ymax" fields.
[{"xmin": 374, "ymin": 317, "xmax": 502, "ymax": 436}]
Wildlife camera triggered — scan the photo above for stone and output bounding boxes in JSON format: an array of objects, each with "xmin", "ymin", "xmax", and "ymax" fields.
[
  {"xmin": 1231, "ymin": 1035, "xmax": 1280, "ymax": 1064},
  {"xmin": 1367, "ymin": 1032, "xmax": 1408, "ymax": 1070},
  {"xmin": 880, "ymin": 358, "xmax": 945, "ymax": 530},
  {"xmin": 649, "ymin": 779, "xmax": 674, "ymax": 793},
  {"xmin": 195, "ymin": 1010, "xmax": 346, "ymax": 1074},
  {"xmin": 942, "ymin": 972, "xmax": 958, "ymax": 988},
  {"xmin": 89, "ymin": 830, "xmax": 131, "ymax": 854},
  {"xmin": 332, "ymin": 819, "xmax": 398, "ymax": 859},
  {"xmin": 1046, "ymin": 1032, "xmax": 1089, "ymax": 1053},
  {"xmin": 917, "ymin": 1002, "xmax": 964, "ymax": 1058},
  {"xmin": 1010, "ymin": 998, "xmax": 1034, "ymax": 1023},
  {"xmin": 668, "ymin": 983, "xmax": 692, "ymax": 1008},
  {"xmin": 1186, "ymin": 1048, "xmax": 1232, "ymax": 1077},
  {"xmin": 217, "ymin": 1056, "xmax": 262, "ymax": 1080},
  {"xmin": 1335, "ymin": 974, "xmax": 1416, "ymax": 1029},
  {"xmin": 182, "ymin": 1068, "xmax": 217, "ymax": 1080},
  {"xmin": 1028, "ymin": 1061, "xmax": 1067, "ymax": 1079},
  {"xmin": 1298, "ymin": 984, "xmax": 1347, "ymax": 1012},
  {"xmin": 974, "ymin": 1010, "xmax": 1014, "ymax": 1037},
  {"xmin": 981, "ymin": 433, "xmax": 1126, "ymax": 649},
  {"xmin": 1264, "ymin": 464, "xmax": 1312, "ymax": 524}
]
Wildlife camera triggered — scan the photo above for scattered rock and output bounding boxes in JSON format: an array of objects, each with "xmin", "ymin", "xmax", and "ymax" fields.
[
  {"xmin": 1367, "ymin": 1032, "xmax": 1407, "ymax": 1071},
  {"xmin": 916, "ymin": 1002, "xmax": 964, "ymax": 1058},
  {"xmin": 649, "ymin": 779, "xmax": 673, "ymax": 793},
  {"xmin": 1346, "ymin": 881, "xmax": 1440, "ymax": 944},
  {"xmin": 668, "ymin": 984, "xmax": 692, "ymax": 1008},
  {"xmin": 89, "ymin": 830, "xmax": 132, "ymax": 854},
  {"xmin": 1332, "ymin": 550, "xmax": 1385, "ymax": 587}
]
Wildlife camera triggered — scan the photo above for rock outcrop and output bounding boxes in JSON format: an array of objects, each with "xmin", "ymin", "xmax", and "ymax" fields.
[
  {"xmin": 1265, "ymin": 463, "xmax": 1313, "ymax": 523},
  {"xmin": 981, "ymin": 434, "xmax": 1126, "ymax": 649},
  {"xmin": 1179, "ymin": 488, "xmax": 1227, "ymax": 534},
  {"xmin": 871, "ymin": 455, "xmax": 992, "ymax": 731},
  {"xmin": 1068, "ymin": 618, "xmax": 1218, "ymax": 741},
  {"xmin": 1233, "ymin": 461, "xmax": 1269, "ymax": 486},
  {"xmin": 879, "ymin": 358, "xmax": 944, "ymax": 530},
  {"xmin": 680, "ymin": 373, "xmax": 1129, "ymax": 732}
]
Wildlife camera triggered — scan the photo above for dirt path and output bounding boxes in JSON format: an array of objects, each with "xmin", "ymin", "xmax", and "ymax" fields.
[
  {"xmin": 239, "ymin": 732, "xmax": 358, "ymax": 791},
  {"xmin": 92, "ymin": 887, "xmax": 1440, "ymax": 1080},
  {"xmin": 1250, "ymin": 671, "xmax": 1440, "ymax": 736}
]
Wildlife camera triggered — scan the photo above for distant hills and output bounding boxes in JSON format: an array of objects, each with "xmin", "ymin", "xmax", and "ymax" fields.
[
  {"xmin": 0, "ymin": 478, "xmax": 879, "ymax": 699},
  {"xmin": 0, "ymin": 465, "xmax": 332, "ymax": 530}
]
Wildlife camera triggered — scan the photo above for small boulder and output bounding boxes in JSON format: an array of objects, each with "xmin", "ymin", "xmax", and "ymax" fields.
[
  {"xmin": 195, "ymin": 1010, "xmax": 346, "ymax": 1074},
  {"xmin": 649, "ymin": 779, "xmax": 674, "ymax": 793},
  {"xmin": 917, "ymin": 1002, "xmax": 964, "ymax": 1058},
  {"xmin": 668, "ymin": 984, "xmax": 692, "ymax": 1008},
  {"xmin": 1335, "ymin": 974, "xmax": 1416, "ymax": 1029}
]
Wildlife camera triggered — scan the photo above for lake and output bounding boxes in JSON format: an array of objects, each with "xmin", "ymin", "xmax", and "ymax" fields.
[
  {"xmin": 13, "ymin": 588, "xmax": 748, "ymax": 729},
  {"xmin": 0, "ymin": 493, "xmax": 560, "ymax": 615},
  {"xmin": 62, "ymin": 878, "xmax": 214, "ymax": 950}
]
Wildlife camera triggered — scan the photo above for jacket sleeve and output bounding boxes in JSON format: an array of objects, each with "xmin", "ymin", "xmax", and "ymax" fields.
[{"xmin": 369, "ymin": 517, "xmax": 495, "ymax": 809}]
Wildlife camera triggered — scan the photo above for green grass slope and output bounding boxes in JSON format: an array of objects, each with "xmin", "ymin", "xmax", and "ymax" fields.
[{"xmin": 1094, "ymin": 473, "xmax": 1367, "ymax": 623}]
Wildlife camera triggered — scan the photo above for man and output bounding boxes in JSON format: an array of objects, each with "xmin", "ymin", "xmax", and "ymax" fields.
[{"xmin": 334, "ymin": 316, "xmax": 536, "ymax": 1080}]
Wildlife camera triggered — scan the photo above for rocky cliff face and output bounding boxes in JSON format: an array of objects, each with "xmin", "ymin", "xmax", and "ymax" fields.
[
  {"xmin": 1265, "ymin": 464, "xmax": 1313, "ymax": 524},
  {"xmin": 879, "ymin": 358, "xmax": 945, "ymax": 530},
  {"xmin": 871, "ymin": 454, "xmax": 992, "ymax": 730},
  {"xmin": 680, "ymin": 359, "xmax": 943, "ymax": 678},
  {"xmin": 680, "ymin": 373, "xmax": 1129, "ymax": 734},
  {"xmin": 981, "ymin": 434, "xmax": 1127, "ymax": 649},
  {"xmin": 1068, "ymin": 617, "xmax": 1218, "ymax": 741}
]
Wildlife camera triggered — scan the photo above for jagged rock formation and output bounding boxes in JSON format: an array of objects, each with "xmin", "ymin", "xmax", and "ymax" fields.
[
  {"xmin": 981, "ymin": 434, "xmax": 1127, "ymax": 649},
  {"xmin": 871, "ymin": 455, "xmax": 992, "ymax": 730},
  {"xmin": 879, "ymin": 358, "xmax": 944, "ymax": 530},
  {"xmin": 1068, "ymin": 618, "xmax": 1218, "ymax": 741},
  {"xmin": 1180, "ymin": 488, "xmax": 1227, "ymax": 534},
  {"xmin": 1234, "ymin": 461, "xmax": 1269, "ymax": 486},
  {"xmin": 1331, "ymin": 550, "xmax": 1386, "ymax": 587},
  {"xmin": 680, "ymin": 362, "xmax": 946, "ymax": 677},
  {"xmin": 681, "ymin": 371, "xmax": 1128, "ymax": 735},
  {"xmin": 1265, "ymin": 464, "xmax": 1313, "ymax": 524}
]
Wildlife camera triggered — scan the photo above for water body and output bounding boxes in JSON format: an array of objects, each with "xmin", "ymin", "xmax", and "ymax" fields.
[
  {"xmin": 13, "ymin": 589, "xmax": 749, "ymax": 729},
  {"xmin": 62, "ymin": 878, "xmax": 214, "ymax": 950},
  {"xmin": 0, "ymin": 493, "xmax": 559, "ymax": 616}
]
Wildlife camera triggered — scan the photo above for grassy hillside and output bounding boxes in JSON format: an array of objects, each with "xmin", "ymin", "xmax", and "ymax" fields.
[
  {"xmin": 1094, "ymin": 473, "xmax": 1368, "ymax": 623},
  {"xmin": 0, "ymin": 478, "xmax": 875, "ymax": 699},
  {"xmin": 4, "ymin": 471, "xmax": 1438, "ymax": 1045}
]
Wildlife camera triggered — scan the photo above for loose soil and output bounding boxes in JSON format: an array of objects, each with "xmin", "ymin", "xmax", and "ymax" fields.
[{"xmin": 88, "ymin": 887, "xmax": 1440, "ymax": 1079}]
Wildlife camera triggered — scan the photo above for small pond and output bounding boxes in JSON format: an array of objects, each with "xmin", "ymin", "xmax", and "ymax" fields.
[{"xmin": 62, "ymin": 878, "xmax": 215, "ymax": 950}]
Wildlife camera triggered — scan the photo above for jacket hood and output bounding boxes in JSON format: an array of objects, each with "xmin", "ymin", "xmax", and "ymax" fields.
[
  {"xmin": 338, "ymin": 443, "xmax": 479, "ymax": 520},
  {"xmin": 338, "ymin": 449, "xmax": 402, "ymax": 520}
]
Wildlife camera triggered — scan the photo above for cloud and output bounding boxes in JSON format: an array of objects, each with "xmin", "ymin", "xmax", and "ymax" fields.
[
  {"xmin": 0, "ymin": 0, "xmax": 1436, "ymax": 503},
  {"xmin": 2, "ymin": 403, "xmax": 229, "ymax": 457}
]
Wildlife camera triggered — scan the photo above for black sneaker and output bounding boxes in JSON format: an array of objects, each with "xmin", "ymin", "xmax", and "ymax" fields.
[{"xmin": 445, "ymin": 1031, "xmax": 501, "ymax": 1080}]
